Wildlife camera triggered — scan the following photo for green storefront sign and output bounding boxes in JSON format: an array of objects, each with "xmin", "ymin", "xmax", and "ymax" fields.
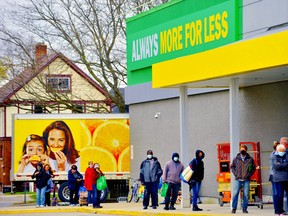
[{"xmin": 126, "ymin": 0, "xmax": 243, "ymax": 86}]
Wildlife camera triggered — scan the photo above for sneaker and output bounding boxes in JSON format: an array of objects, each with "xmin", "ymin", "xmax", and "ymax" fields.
[
  {"xmin": 88, "ymin": 204, "xmax": 93, "ymax": 207},
  {"xmin": 231, "ymin": 209, "xmax": 236, "ymax": 214},
  {"xmin": 143, "ymin": 206, "xmax": 147, "ymax": 210},
  {"xmin": 40, "ymin": 205, "xmax": 45, "ymax": 208},
  {"xmin": 152, "ymin": 206, "xmax": 157, "ymax": 209},
  {"xmin": 69, "ymin": 204, "xmax": 75, "ymax": 207},
  {"xmin": 36, "ymin": 205, "xmax": 40, "ymax": 208}
]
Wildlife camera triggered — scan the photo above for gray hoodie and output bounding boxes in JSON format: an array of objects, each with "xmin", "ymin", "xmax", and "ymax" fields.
[{"xmin": 162, "ymin": 153, "xmax": 184, "ymax": 184}]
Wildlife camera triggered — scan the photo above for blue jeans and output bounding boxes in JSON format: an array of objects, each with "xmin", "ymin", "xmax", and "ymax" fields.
[
  {"xmin": 92, "ymin": 184, "xmax": 101, "ymax": 207},
  {"xmin": 87, "ymin": 190, "xmax": 93, "ymax": 204},
  {"xmin": 143, "ymin": 181, "xmax": 158, "ymax": 207},
  {"xmin": 36, "ymin": 186, "xmax": 47, "ymax": 206},
  {"xmin": 191, "ymin": 181, "xmax": 201, "ymax": 206},
  {"xmin": 232, "ymin": 180, "xmax": 250, "ymax": 210}
]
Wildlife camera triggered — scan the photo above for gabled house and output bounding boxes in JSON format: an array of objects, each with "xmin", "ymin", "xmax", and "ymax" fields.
[{"xmin": 0, "ymin": 43, "xmax": 111, "ymax": 192}]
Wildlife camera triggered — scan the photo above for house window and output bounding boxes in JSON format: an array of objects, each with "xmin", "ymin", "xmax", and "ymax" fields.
[{"xmin": 47, "ymin": 76, "xmax": 71, "ymax": 92}]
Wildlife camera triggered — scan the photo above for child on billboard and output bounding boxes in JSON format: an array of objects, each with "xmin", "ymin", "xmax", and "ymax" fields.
[{"xmin": 17, "ymin": 134, "xmax": 49, "ymax": 174}]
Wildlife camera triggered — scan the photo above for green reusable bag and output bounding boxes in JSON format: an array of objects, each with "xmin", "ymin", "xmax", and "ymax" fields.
[
  {"xmin": 96, "ymin": 176, "xmax": 107, "ymax": 190},
  {"xmin": 160, "ymin": 183, "xmax": 168, "ymax": 197}
]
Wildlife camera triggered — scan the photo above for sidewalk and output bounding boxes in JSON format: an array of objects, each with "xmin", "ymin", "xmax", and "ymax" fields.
[{"xmin": 0, "ymin": 199, "xmax": 275, "ymax": 215}]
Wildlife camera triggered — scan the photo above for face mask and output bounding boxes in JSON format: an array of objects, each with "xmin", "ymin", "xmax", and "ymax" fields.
[
  {"xmin": 89, "ymin": 165, "xmax": 93, "ymax": 168},
  {"xmin": 240, "ymin": 150, "xmax": 246, "ymax": 155},
  {"xmin": 173, "ymin": 157, "xmax": 179, "ymax": 162},
  {"xmin": 147, "ymin": 154, "xmax": 153, "ymax": 159},
  {"xmin": 37, "ymin": 167, "xmax": 41, "ymax": 171},
  {"xmin": 278, "ymin": 152, "xmax": 285, "ymax": 157}
]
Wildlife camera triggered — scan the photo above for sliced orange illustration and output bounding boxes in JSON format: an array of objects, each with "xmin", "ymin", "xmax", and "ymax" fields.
[
  {"xmin": 80, "ymin": 146, "xmax": 117, "ymax": 172},
  {"xmin": 84, "ymin": 119, "xmax": 106, "ymax": 135},
  {"xmin": 92, "ymin": 121, "xmax": 129, "ymax": 159},
  {"xmin": 118, "ymin": 147, "xmax": 130, "ymax": 172},
  {"xmin": 80, "ymin": 120, "xmax": 92, "ymax": 148},
  {"xmin": 50, "ymin": 147, "xmax": 62, "ymax": 153},
  {"xmin": 29, "ymin": 155, "xmax": 41, "ymax": 162}
]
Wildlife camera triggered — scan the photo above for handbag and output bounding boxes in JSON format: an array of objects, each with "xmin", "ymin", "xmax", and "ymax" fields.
[
  {"xmin": 96, "ymin": 175, "xmax": 107, "ymax": 190},
  {"xmin": 180, "ymin": 165, "xmax": 193, "ymax": 183}
]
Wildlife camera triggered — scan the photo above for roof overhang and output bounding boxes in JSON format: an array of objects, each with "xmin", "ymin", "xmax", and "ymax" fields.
[{"xmin": 152, "ymin": 29, "xmax": 288, "ymax": 88}]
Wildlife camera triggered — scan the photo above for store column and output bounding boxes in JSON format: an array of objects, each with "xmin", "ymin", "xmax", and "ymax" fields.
[
  {"xmin": 229, "ymin": 78, "xmax": 240, "ymax": 209},
  {"xmin": 179, "ymin": 86, "xmax": 190, "ymax": 207}
]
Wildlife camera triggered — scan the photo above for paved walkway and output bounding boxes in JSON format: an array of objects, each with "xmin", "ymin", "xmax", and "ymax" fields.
[{"xmin": 0, "ymin": 196, "xmax": 276, "ymax": 216}]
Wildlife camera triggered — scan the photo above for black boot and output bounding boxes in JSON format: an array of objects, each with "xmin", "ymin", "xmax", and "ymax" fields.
[
  {"xmin": 170, "ymin": 202, "xmax": 176, "ymax": 210},
  {"xmin": 192, "ymin": 205, "xmax": 203, "ymax": 211},
  {"xmin": 163, "ymin": 202, "xmax": 169, "ymax": 210}
]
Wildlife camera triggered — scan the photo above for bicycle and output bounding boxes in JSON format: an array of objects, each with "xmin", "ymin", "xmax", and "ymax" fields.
[{"xmin": 127, "ymin": 178, "xmax": 144, "ymax": 203}]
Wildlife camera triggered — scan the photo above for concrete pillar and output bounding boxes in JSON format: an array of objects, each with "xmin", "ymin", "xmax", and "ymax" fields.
[
  {"xmin": 179, "ymin": 86, "xmax": 190, "ymax": 208},
  {"xmin": 229, "ymin": 78, "xmax": 240, "ymax": 209}
]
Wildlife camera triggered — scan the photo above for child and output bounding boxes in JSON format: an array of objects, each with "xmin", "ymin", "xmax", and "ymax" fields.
[
  {"xmin": 17, "ymin": 134, "xmax": 49, "ymax": 174},
  {"xmin": 93, "ymin": 163, "xmax": 105, "ymax": 208}
]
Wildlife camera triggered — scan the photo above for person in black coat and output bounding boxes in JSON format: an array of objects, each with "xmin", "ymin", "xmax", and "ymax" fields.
[
  {"xmin": 31, "ymin": 162, "xmax": 51, "ymax": 207},
  {"xmin": 68, "ymin": 165, "xmax": 83, "ymax": 206},
  {"xmin": 189, "ymin": 150, "xmax": 205, "ymax": 212}
]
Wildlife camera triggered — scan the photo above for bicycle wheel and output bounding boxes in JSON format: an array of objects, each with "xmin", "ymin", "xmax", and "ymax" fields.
[
  {"xmin": 127, "ymin": 187, "xmax": 133, "ymax": 203},
  {"xmin": 133, "ymin": 185, "xmax": 140, "ymax": 203}
]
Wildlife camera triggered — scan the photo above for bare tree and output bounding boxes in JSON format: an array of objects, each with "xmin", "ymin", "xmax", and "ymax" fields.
[{"xmin": 0, "ymin": 0, "xmax": 170, "ymax": 112}]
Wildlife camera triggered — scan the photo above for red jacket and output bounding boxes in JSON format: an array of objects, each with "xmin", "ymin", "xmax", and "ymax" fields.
[{"xmin": 84, "ymin": 167, "xmax": 97, "ymax": 191}]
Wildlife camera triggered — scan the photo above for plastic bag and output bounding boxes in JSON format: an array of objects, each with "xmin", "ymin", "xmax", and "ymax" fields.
[
  {"xmin": 160, "ymin": 183, "xmax": 168, "ymax": 197},
  {"xmin": 96, "ymin": 176, "xmax": 107, "ymax": 190},
  {"xmin": 78, "ymin": 186, "xmax": 88, "ymax": 197}
]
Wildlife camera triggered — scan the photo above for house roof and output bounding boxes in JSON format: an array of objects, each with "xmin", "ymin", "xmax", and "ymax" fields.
[{"xmin": 0, "ymin": 52, "xmax": 108, "ymax": 103}]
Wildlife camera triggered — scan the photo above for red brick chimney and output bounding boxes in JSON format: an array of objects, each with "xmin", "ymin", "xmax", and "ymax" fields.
[{"xmin": 35, "ymin": 43, "xmax": 47, "ymax": 61}]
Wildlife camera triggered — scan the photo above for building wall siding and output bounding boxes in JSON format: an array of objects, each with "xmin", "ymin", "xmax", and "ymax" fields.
[{"xmin": 129, "ymin": 81, "xmax": 288, "ymax": 197}]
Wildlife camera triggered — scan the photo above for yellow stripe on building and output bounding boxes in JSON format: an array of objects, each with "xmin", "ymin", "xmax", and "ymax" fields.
[{"xmin": 152, "ymin": 30, "xmax": 288, "ymax": 88}]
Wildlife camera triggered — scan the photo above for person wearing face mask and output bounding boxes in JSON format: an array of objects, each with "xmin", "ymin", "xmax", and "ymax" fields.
[
  {"xmin": 189, "ymin": 150, "xmax": 205, "ymax": 211},
  {"xmin": 162, "ymin": 152, "xmax": 184, "ymax": 211},
  {"xmin": 31, "ymin": 162, "xmax": 51, "ymax": 207},
  {"xmin": 140, "ymin": 150, "xmax": 163, "ymax": 210},
  {"xmin": 230, "ymin": 145, "xmax": 256, "ymax": 214},
  {"xmin": 272, "ymin": 144, "xmax": 288, "ymax": 216},
  {"xmin": 84, "ymin": 161, "xmax": 97, "ymax": 206}
]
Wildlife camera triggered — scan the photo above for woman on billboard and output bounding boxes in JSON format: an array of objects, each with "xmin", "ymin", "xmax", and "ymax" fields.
[{"xmin": 43, "ymin": 121, "xmax": 80, "ymax": 172}]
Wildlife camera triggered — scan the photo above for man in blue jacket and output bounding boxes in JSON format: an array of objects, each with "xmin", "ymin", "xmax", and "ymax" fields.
[
  {"xmin": 140, "ymin": 150, "xmax": 163, "ymax": 210},
  {"xmin": 68, "ymin": 165, "xmax": 83, "ymax": 206}
]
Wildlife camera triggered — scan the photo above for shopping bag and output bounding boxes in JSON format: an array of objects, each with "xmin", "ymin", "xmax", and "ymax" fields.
[
  {"xmin": 96, "ymin": 176, "xmax": 107, "ymax": 190},
  {"xmin": 180, "ymin": 165, "xmax": 193, "ymax": 183},
  {"xmin": 160, "ymin": 183, "xmax": 168, "ymax": 197}
]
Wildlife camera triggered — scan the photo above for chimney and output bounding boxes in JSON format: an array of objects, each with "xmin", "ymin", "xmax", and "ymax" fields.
[{"xmin": 35, "ymin": 43, "xmax": 47, "ymax": 61}]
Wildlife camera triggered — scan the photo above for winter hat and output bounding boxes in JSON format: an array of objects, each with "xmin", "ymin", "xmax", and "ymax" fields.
[
  {"xmin": 172, "ymin": 152, "xmax": 179, "ymax": 159},
  {"xmin": 94, "ymin": 163, "xmax": 100, "ymax": 169},
  {"xmin": 147, "ymin": 150, "xmax": 153, "ymax": 155}
]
